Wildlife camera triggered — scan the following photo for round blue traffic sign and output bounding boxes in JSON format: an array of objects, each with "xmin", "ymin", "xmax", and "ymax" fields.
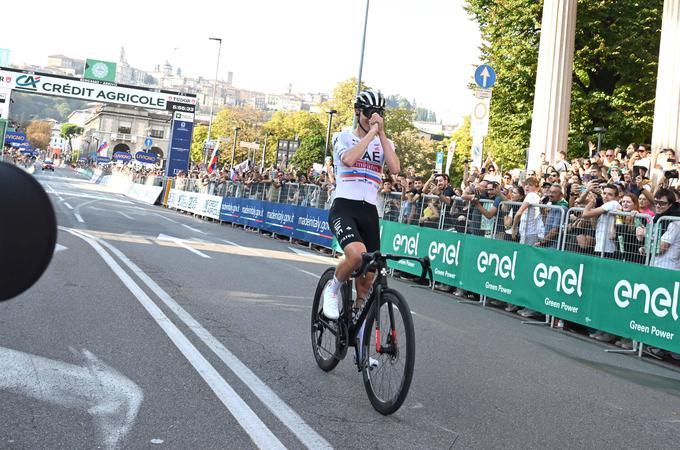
[
  {"xmin": 474, "ymin": 64, "xmax": 496, "ymax": 89},
  {"xmin": 144, "ymin": 137, "xmax": 153, "ymax": 147}
]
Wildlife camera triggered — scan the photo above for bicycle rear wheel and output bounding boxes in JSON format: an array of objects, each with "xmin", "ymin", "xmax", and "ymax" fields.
[
  {"xmin": 361, "ymin": 288, "xmax": 415, "ymax": 415},
  {"xmin": 311, "ymin": 268, "xmax": 343, "ymax": 371}
]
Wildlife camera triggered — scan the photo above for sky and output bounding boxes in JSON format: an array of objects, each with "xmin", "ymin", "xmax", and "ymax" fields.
[{"xmin": 1, "ymin": 0, "xmax": 482, "ymax": 124}]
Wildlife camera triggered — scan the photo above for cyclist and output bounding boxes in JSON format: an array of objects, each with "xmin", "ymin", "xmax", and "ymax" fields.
[{"xmin": 323, "ymin": 90, "xmax": 400, "ymax": 319}]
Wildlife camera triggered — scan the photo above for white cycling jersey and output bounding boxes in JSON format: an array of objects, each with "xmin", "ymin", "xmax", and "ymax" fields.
[{"xmin": 332, "ymin": 130, "xmax": 389, "ymax": 205}]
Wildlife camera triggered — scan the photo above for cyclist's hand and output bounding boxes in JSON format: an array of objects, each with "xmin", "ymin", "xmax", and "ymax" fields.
[{"xmin": 370, "ymin": 113, "xmax": 383, "ymax": 134}]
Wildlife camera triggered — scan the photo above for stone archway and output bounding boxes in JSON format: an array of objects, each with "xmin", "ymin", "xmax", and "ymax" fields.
[
  {"xmin": 149, "ymin": 146, "xmax": 164, "ymax": 159},
  {"xmin": 113, "ymin": 143, "xmax": 130, "ymax": 153}
]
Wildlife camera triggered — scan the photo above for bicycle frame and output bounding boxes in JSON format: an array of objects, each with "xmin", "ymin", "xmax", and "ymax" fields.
[{"xmin": 344, "ymin": 253, "xmax": 430, "ymax": 368}]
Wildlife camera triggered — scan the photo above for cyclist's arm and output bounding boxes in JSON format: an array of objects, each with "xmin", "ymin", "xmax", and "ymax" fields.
[
  {"xmin": 379, "ymin": 131, "xmax": 400, "ymax": 174},
  {"xmin": 340, "ymin": 129, "xmax": 379, "ymax": 167}
]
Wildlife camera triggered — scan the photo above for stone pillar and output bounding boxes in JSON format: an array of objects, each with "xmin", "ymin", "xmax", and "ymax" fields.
[
  {"xmin": 651, "ymin": 0, "xmax": 680, "ymax": 160},
  {"xmin": 528, "ymin": 0, "xmax": 578, "ymax": 171}
]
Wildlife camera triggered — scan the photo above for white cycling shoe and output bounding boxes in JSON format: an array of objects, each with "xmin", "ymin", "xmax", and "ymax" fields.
[{"xmin": 322, "ymin": 283, "xmax": 340, "ymax": 320}]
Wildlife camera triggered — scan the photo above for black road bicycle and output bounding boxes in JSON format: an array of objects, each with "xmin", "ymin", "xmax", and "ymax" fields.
[{"xmin": 311, "ymin": 251, "xmax": 432, "ymax": 415}]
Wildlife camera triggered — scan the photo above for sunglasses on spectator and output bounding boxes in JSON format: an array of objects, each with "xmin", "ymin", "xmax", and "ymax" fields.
[
  {"xmin": 654, "ymin": 200, "xmax": 670, "ymax": 206},
  {"xmin": 606, "ymin": 153, "xmax": 614, "ymax": 157},
  {"xmin": 487, "ymin": 168, "xmax": 495, "ymax": 172}
]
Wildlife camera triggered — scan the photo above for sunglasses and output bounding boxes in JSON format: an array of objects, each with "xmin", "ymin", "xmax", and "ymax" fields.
[
  {"xmin": 654, "ymin": 200, "xmax": 670, "ymax": 206},
  {"xmin": 488, "ymin": 168, "xmax": 495, "ymax": 172},
  {"xmin": 363, "ymin": 107, "xmax": 384, "ymax": 118},
  {"xmin": 606, "ymin": 154, "xmax": 614, "ymax": 157}
]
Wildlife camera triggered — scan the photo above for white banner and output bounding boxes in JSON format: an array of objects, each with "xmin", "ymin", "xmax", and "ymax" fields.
[
  {"xmin": 445, "ymin": 141, "xmax": 456, "ymax": 175},
  {"xmin": 471, "ymin": 135, "xmax": 484, "ymax": 169},
  {"xmin": 0, "ymin": 68, "xmax": 195, "ymax": 111},
  {"xmin": 470, "ymin": 97, "xmax": 491, "ymax": 138},
  {"xmin": 167, "ymin": 189, "xmax": 221, "ymax": 219},
  {"xmin": 0, "ymin": 87, "xmax": 9, "ymax": 119}
]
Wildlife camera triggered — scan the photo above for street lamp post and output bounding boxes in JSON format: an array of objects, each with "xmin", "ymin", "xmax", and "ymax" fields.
[
  {"xmin": 230, "ymin": 126, "xmax": 240, "ymax": 169},
  {"xmin": 260, "ymin": 132, "xmax": 269, "ymax": 172},
  {"xmin": 325, "ymin": 109, "xmax": 337, "ymax": 158},
  {"xmin": 206, "ymin": 37, "xmax": 222, "ymax": 164},
  {"xmin": 594, "ymin": 127, "xmax": 607, "ymax": 156},
  {"xmin": 353, "ymin": 0, "xmax": 370, "ymax": 129}
]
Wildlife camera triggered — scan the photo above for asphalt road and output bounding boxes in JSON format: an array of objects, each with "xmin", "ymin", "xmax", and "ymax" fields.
[{"xmin": 1, "ymin": 165, "xmax": 679, "ymax": 449}]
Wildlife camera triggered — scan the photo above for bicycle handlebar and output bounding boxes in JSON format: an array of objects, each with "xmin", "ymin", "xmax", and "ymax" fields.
[{"xmin": 353, "ymin": 251, "xmax": 433, "ymax": 284}]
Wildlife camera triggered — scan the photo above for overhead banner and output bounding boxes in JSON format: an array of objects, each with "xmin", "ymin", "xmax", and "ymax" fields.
[
  {"xmin": 0, "ymin": 67, "xmax": 196, "ymax": 112},
  {"xmin": 84, "ymin": 59, "xmax": 117, "ymax": 83}
]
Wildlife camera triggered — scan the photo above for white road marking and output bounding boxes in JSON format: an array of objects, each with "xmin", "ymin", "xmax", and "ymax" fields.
[
  {"xmin": 91, "ymin": 234, "xmax": 331, "ymax": 449},
  {"xmin": 0, "ymin": 346, "xmax": 143, "ymax": 450},
  {"xmin": 182, "ymin": 224, "xmax": 206, "ymax": 234},
  {"xmin": 287, "ymin": 247, "xmax": 337, "ymax": 264},
  {"xmin": 48, "ymin": 191, "xmax": 133, "ymax": 204},
  {"xmin": 118, "ymin": 211, "xmax": 134, "ymax": 220},
  {"xmin": 55, "ymin": 244, "xmax": 68, "ymax": 253},
  {"xmin": 74, "ymin": 213, "xmax": 85, "ymax": 223},
  {"xmin": 62, "ymin": 228, "xmax": 286, "ymax": 450},
  {"xmin": 153, "ymin": 213, "xmax": 179, "ymax": 224},
  {"xmin": 63, "ymin": 202, "xmax": 74, "ymax": 210},
  {"xmin": 220, "ymin": 239, "xmax": 265, "ymax": 256},
  {"xmin": 157, "ymin": 234, "xmax": 211, "ymax": 259},
  {"xmin": 298, "ymin": 269, "xmax": 319, "ymax": 278}
]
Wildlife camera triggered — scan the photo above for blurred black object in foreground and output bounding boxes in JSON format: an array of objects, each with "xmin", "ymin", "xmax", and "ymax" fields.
[{"xmin": 0, "ymin": 162, "xmax": 56, "ymax": 301}]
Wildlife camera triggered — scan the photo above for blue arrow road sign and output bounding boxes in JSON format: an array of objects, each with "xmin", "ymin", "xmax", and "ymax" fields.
[
  {"xmin": 474, "ymin": 64, "xmax": 496, "ymax": 89},
  {"xmin": 144, "ymin": 137, "xmax": 153, "ymax": 147}
]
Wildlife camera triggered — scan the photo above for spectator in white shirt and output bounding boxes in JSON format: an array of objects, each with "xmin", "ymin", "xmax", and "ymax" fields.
[
  {"xmin": 581, "ymin": 183, "xmax": 621, "ymax": 258},
  {"xmin": 511, "ymin": 177, "xmax": 543, "ymax": 246}
]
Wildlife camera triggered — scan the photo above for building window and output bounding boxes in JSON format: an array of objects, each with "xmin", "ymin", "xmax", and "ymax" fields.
[
  {"xmin": 118, "ymin": 122, "xmax": 132, "ymax": 134},
  {"xmin": 150, "ymin": 129, "xmax": 164, "ymax": 139}
]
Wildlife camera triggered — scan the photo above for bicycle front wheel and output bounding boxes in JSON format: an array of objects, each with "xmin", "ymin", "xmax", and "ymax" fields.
[
  {"xmin": 361, "ymin": 288, "xmax": 415, "ymax": 415},
  {"xmin": 311, "ymin": 267, "xmax": 342, "ymax": 371}
]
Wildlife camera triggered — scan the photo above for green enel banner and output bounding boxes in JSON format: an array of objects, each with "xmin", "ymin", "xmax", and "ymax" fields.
[{"xmin": 379, "ymin": 221, "xmax": 679, "ymax": 353}]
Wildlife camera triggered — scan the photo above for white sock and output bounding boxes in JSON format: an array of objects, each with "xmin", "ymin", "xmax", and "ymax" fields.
[{"xmin": 328, "ymin": 275, "xmax": 341, "ymax": 294}]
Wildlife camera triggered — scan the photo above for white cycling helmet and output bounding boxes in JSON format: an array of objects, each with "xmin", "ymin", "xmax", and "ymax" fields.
[{"xmin": 354, "ymin": 90, "xmax": 386, "ymax": 110}]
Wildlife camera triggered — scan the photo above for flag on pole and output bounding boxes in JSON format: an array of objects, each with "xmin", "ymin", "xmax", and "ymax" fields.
[
  {"xmin": 207, "ymin": 141, "xmax": 220, "ymax": 174},
  {"xmin": 96, "ymin": 141, "xmax": 109, "ymax": 155}
]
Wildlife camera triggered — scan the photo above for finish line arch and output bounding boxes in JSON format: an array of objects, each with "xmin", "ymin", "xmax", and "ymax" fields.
[{"xmin": 0, "ymin": 66, "xmax": 196, "ymax": 176}]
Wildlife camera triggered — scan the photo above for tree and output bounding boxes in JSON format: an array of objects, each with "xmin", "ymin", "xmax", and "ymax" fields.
[
  {"xmin": 391, "ymin": 129, "xmax": 439, "ymax": 177},
  {"xmin": 190, "ymin": 124, "xmax": 208, "ymax": 165},
  {"xmin": 26, "ymin": 121, "xmax": 52, "ymax": 150},
  {"xmin": 319, "ymin": 78, "xmax": 368, "ymax": 129},
  {"xmin": 446, "ymin": 117, "xmax": 474, "ymax": 188},
  {"xmin": 60, "ymin": 123, "xmax": 83, "ymax": 152},
  {"xmin": 290, "ymin": 133, "xmax": 326, "ymax": 172},
  {"xmin": 385, "ymin": 109, "xmax": 416, "ymax": 135},
  {"xmin": 464, "ymin": 0, "xmax": 662, "ymax": 167}
]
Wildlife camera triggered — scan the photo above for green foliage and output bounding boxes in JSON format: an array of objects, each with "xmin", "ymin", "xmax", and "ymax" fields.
[
  {"xmin": 60, "ymin": 123, "xmax": 83, "ymax": 151},
  {"xmin": 446, "ymin": 117, "xmax": 474, "ymax": 187},
  {"xmin": 465, "ymin": 0, "xmax": 662, "ymax": 166},
  {"xmin": 190, "ymin": 125, "xmax": 208, "ymax": 165},
  {"xmin": 391, "ymin": 129, "xmax": 439, "ymax": 177},
  {"xmin": 319, "ymin": 78, "xmax": 367, "ymax": 129},
  {"xmin": 290, "ymin": 133, "xmax": 326, "ymax": 172},
  {"xmin": 384, "ymin": 109, "xmax": 416, "ymax": 135}
]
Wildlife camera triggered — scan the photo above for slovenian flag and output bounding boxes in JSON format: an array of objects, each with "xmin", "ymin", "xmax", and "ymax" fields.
[
  {"xmin": 97, "ymin": 141, "xmax": 109, "ymax": 155},
  {"xmin": 207, "ymin": 141, "xmax": 220, "ymax": 174}
]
